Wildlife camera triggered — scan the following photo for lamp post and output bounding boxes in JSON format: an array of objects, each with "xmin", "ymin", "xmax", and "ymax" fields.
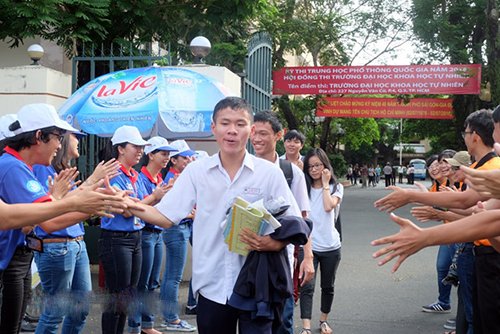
[
  {"xmin": 189, "ymin": 36, "xmax": 211, "ymax": 64},
  {"xmin": 27, "ymin": 44, "xmax": 44, "ymax": 65}
]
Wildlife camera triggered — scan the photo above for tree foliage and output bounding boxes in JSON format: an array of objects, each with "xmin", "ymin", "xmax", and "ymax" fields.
[
  {"xmin": 410, "ymin": 0, "xmax": 499, "ymax": 152},
  {"xmin": 0, "ymin": 0, "xmax": 269, "ymax": 64},
  {"xmin": 259, "ymin": 0, "xmax": 412, "ymax": 164},
  {"xmin": 0, "ymin": 0, "xmax": 109, "ymax": 54}
]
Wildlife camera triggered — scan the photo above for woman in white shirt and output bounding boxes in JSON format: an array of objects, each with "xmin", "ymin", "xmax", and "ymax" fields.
[{"xmin": 299, "ymin": 148, "xmax": 342, "ymax": 334}]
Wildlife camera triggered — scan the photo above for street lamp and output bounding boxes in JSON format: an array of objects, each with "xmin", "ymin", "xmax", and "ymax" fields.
[
  {"xmin": 27, "ymin": 44, "xmax": 44, "ymax": 65},
  {"xmin": 189, "ymin": 36, "xmax": 211, "ymax": 64}
]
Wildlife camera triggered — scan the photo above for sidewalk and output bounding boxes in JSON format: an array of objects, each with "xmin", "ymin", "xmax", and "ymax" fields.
[
  {"xmin": 21, "ymin": 265, "xmax": 198, "ymax": 333},
  {"xmin": 88, "ymin": 265, "xmax": 198, "ymax": 333}
]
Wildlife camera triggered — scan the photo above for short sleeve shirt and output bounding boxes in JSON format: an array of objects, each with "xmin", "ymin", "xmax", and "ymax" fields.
[
  {"xmin": 138, "ymin": 166, "xmax": 163, "ymax": 231},
  {"xmin": 309, "ymin": 183, "xmax": 342, "ymax": 252},
  {"xmin": 100, "ymin": 166, "xmax": 146, "ymax": 231},
  {"xmin": 0, "ymin": 148, "xmax": 51, "ymax": 270},
  {"xmin": 155, "ymin": 152, "xmax": 301, "ymax": 304},
  {"xmin": 472, "ymin": 156, "xmax": 500, "ymax": 246},
  {"xmin": 32, "ymin": 164, "xmax": 84, "ymax": 239}
]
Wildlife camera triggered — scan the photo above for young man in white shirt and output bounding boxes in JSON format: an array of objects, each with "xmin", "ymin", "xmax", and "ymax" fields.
[
  {"xmin": 251, "ymin": 111, "xmax": 314, "ymax": 334},
  {"xmin": 130, "ymin": 97, "xmax": 306, "ymax": 334},
  {"xmin": 281, "ymin": 129, "xmax": 306, "ymax": 169}
]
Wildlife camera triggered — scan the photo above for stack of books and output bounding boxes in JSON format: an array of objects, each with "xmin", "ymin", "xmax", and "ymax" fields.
[{"xmin": 223, "ymin": 197, "xmax": 281, "ymax": 256}]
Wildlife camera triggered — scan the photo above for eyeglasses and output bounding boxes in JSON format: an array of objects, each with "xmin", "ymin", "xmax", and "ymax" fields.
[
  {"xmin": 461, "ymin": 130, "xmax": 474, "ymax": 139},
  {"xmin": 308, "ymin": 163, "xmax": 324, "ymax": 170},
  {"xmin": 451, "ymin": 166, "xmax": 460, "ymax": 171},
  {"xmin": 49, "ymin": 132, "xmax": 64, "ymax": 143}
]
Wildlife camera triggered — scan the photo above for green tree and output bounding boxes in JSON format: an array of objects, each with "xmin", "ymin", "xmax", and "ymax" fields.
[
  {"xmin": 0, "ymin": 0, "xmax": 109, "ymax": 54},
  {"xmin": 411, "ymin": 0, "xmax": 499, "ymax": 148},
  {"xmin": 0, "ymin": 0, "xmax": 269, "ymax": 68},
  {"xmin": 260, "ymin": 0, "xmax": 411, "ymax": 161}
]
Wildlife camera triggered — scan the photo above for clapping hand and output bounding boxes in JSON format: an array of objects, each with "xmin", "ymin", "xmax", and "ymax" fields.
[{"xmin": 49, "ymin": 167, "xmax": 80, "ymax": 200}]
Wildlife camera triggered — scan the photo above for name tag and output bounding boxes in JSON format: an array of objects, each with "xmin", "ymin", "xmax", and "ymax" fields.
[{"xmin": 243, "ymin": 187, "xmax": 261, "ymax": 195}]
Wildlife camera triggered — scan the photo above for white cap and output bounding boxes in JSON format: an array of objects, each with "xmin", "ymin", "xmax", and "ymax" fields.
[
  {"xmin": 0, "ymin": 114, "xmax": 18, "ymax": 140},
  {"xmin": 111, "ymin": 125, "xmax": 149, "ymax": 146},
  {"xmin": 144, "ymin": 136, "xmax": 177, "ymax": 155},
  {"xmin": 194, "ymin": 150, "xmax": 209, "ymax": 160},
  {"xmin": 14, "ymin": 103, "xmax": 80, "ymax": 135},
  {"xmin": 169, "ymin": 140, "xmax": 196, "ymax": 157}
]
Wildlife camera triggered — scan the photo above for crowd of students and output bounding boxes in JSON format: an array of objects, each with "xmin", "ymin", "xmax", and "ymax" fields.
[
  {"xmin": 374, "ymin": 107, "xmax": 500, "ymax": 334},
  {"xmin": 0, "ymin": 97, "xmax": 345, "ymax": 334}
]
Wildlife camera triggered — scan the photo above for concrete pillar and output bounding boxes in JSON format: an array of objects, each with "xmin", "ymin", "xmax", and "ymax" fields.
[{"xmin": 0, "ymin": 65, "xmax": 71, "ymax": 116}]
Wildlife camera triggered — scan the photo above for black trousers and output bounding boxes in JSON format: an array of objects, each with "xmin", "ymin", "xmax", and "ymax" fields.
[
  {"xmin": 384, "ymin": 174, "xmax": 392, "ymax": 187},
  {"xmin": 472, "ymin": 249, "xmax": 500, "ymax": 334},
  {"xmin": 298, "ymin": 248, "xmax": 341, "ymax": 319},
  {"xmin": 197, "ymin": 294, "xmax": 275, "ymax": 334},
  {"xmin": 0, "ymin": 247, "xmax": 33, "ymax": 334},
  {"xmin": 99, "ymin": 230, "xmax": 142, "ymax": 334}
]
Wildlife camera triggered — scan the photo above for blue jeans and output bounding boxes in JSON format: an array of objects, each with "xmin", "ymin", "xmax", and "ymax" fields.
[
  {"xmin": 34, "ymin": 239, "xmax": 92, "ymax": 334},
  {"xmin": 436, "ymin": 244, "xmax": 457, "ymax": 307},
  {"xmin": 276, "ymin": 296, "xmax": 294, "ymax": 334},
  {"xmin": 186, "ymin": 222, "xmax": 196, "ymax": 309},
  {"xmin": 457, "ymin": 244, "xmax": 474, "ymax": 334},
  {"xmin": 128, "ymin": 230, "xmax": 164, "ymax": 332},
  {"xmin": 187, "ymin": 280, "xmax": 197, "ymax": 309},
  {"xmin": 99, "ymin": 230, "xmax": 142, "ymax": 334},
  {"xmin": 160, "ymin": 223, "xmax": 190, "ymax": 323}
]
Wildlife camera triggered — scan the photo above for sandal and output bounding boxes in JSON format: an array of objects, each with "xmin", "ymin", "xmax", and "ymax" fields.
[
  {"xmin": 320, "ymin": 320, "xmax": 333, "ymax": 334},
  {"xmin": 300, "ymin": 329, "xmax": 312, "ymax": 334}
]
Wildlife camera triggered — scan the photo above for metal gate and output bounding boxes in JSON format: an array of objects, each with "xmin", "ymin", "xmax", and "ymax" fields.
[
  {"xmin": 71, "ymin": 35, "xmax": 272, "ymax": 178},
  {"xmin": 71, "ymin": 42, "xmax": 169, "ymax": 179},
  {"xmin": 242, "ymin": 32, "xmax": 273, "ymax": 113}
]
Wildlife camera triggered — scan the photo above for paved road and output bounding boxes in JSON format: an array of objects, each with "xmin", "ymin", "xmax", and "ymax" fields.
[
  {"xmin": 24, "ymin": 181, "xmax": 457, "ymax": 333},
  {"xmin": 310, "ymin": 181, "xmax": 456, "ymax": 334}
]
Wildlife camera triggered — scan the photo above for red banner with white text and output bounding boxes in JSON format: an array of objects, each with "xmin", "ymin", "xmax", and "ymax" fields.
[
  {"xmin": 273, "ymin": 65, "xmax": 481, "ymax": 95},
  {"xmin": 316, "ymin": 97, "xmax": 454, "ymax": 119}
]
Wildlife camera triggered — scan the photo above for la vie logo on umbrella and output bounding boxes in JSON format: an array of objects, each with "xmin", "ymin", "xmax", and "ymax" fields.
[
  {"xmin": 96, "ymin": 75, "xmax": 156, "ymax": 98},
  {"xmin": 59, "ymin": 67, "xmax": 231, "ymax": 138},
  {"xmin": 93, "ymin": 72, "xmax": 158, "ymax": 108}
]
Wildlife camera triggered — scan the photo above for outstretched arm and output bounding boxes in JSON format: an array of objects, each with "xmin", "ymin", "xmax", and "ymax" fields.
[
  {"xmin": 0, "ymin": 182, "xmax": 126, "ymax": 230},
  {"xmin": 371, "ymin": 211, "xmax": 500, "ymax": 272},
  {"xmin": 123, "ymin": 198, "xmax": 174, "ymax": 229},
  {"xmin": 374, "ymin": 186, "xmax": 484, "ymax": 212}
]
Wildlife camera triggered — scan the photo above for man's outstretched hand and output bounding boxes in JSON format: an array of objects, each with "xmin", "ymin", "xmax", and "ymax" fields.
[
  {"xmin": 371, "ymin": 213, "xmax": 427, "ymax": 273},
  {"xmin": 374, "ymin": 186, "xmax": 410, "ymax": 212}
]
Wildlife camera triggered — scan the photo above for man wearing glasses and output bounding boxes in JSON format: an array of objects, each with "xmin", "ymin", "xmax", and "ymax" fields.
[
  {"xmin": 0, "ymin": 103, "xmax": 85, "ymax": 333},
  {"xmin": 375, "ymin": 109, "xmax": 500, "ymax": 334}
]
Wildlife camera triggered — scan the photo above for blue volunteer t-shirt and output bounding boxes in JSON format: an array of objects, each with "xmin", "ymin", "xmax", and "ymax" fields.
[
  {"xmin": 32, "ymin": 164, "xmax": 84, "ymax": 239},
  {"xmin": 0, "ymin": 147, "xmax": 51, "ymax": 270},
  {"xmin": 138, "ymin": 166, "xmax": 163, "ymax": 231},
  {"xmin": 100, "ymin": 166, "xmax": 146, "ymax": 231}
]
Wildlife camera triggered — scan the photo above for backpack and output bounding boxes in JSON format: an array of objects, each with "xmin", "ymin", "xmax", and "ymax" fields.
[{"xmin": 279, "ymin": 159, "xmax": 294, "ymax": 188}]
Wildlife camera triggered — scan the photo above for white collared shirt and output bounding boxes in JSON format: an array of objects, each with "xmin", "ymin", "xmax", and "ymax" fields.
[
  {"xmin": 274, "ymin": 154, "xmax": 310, "ymax": 274},
  {"xmin": 155, "ymin": 151, "xmax": 301, "ymax": 304},
  {"xmin": 274, "ymin": 154, "xmax": 310, "ymax": 214}
]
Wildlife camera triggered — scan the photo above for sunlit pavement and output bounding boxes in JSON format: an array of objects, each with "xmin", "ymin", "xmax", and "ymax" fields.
[{"xmin": 23, "ymin": 180, "xmax": 453, "ymax": 334}]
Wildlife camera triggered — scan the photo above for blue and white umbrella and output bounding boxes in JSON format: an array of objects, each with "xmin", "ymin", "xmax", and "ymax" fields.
[{"xmin": 59, "ymin": 66, "xmax": 231, "ymax": 138}]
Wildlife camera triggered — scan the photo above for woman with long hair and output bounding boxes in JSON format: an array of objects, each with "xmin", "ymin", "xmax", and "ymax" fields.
[
  {"xmin": 32, "ymin": 131, "xmax": 119, "ymax": 334},
  {"xmin": 98, "ymin": 126, "xmax": 167, "ymax": 334},
  {"xmin": 299, "ymin": 148, "xmax": 342, "ymax": 334},
  {"xmin": 159, "ymin": 140, "xmax": 197, "ymax": 332},
  {"xmin": 128, "ymin": 137, "xmax": 174, "ymax": 334}
]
